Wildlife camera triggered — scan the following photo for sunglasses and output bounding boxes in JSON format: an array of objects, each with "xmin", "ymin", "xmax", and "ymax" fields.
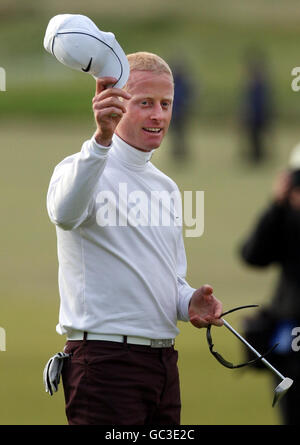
[{"xmin": 206, "ymin": 305, "xmax": 278, "ymax": 369}]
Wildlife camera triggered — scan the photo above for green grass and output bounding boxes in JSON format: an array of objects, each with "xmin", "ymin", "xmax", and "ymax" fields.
[{"xmin": 1, "ymin": 116, "xmax": 299, "ymax": 424}]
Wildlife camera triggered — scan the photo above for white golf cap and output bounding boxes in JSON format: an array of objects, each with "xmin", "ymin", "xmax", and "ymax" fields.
[
  {"xmin": 289, "ymin": 143, "xmax": 300, "ymax": 170},
  {"xmin": 43, "ymin": 14, "xmax": 130, "ymax": 88}
]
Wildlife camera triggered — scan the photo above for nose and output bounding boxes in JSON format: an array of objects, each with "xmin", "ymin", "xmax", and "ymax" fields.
[{"xmin": 150, "ymin": 103, "xmax": 164, "ymax": 121}]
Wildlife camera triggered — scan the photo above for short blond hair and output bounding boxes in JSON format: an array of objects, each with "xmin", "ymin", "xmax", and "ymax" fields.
[{"xmin": 126, "ymin": 51, "xmax": 173, "ymax": 82}]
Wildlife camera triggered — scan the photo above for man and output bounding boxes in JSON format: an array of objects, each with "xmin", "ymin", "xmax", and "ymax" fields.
[
  {"xmin": 239, "ymin": 49, "xmax": 273, "ymax": 164},
  {"xmin": 240, "ymin": 145, "xmax": 300, "ymax": 425},
  {"xmin": 47, "ymin": 51, "xmax": 223, "ymax": 425}
]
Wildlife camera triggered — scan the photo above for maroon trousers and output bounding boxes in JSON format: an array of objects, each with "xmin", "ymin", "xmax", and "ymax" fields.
[{"xmin": 62, "ymin": 339, "xmax": 181, "ymax": 425}]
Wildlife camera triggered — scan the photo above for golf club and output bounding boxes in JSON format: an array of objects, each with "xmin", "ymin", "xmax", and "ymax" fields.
[{"xmin": 222, "ymin": 318, "xmax": 294, "ymax": 407}]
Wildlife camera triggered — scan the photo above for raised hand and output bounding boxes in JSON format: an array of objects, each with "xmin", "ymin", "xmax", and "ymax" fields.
[{"xmin": 92, "ymin": 77, "xmax": 131, "ymax": 146}]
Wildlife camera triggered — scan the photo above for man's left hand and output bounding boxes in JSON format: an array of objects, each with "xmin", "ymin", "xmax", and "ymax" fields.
[{"xmin": 189, "ymin": 284, "xmax": 223, "ymax": 328}]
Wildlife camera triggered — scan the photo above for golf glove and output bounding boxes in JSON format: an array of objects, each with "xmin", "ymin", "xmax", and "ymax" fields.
[{"xmin": 43, "ymin": 352, "xmax": 70, "ymax": 396}]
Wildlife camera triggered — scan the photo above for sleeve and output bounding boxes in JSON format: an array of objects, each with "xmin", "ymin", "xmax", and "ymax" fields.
[
  {"xmin": 47, "ymin": 136, "xmax": 111, "ymax": 230},
  {"xmin": 240, "ymin": 202, "xmax": 285, "ymax": 267},
  {"xmin": 176, "ymin": 231, "xmax": 196, "ymax": 322}
]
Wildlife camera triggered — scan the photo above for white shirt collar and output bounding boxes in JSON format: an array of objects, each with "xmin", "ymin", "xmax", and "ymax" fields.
[{"xmin": 110, "ymin": 134, "xmax": 154, "ymax": 170}]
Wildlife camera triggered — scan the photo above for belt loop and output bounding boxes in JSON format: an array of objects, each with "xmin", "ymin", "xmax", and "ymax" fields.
[
  {"xmin": 123, "ymin": 335, "xmax": 128, "ymax": 347},
  {"xmin": 83, "ymin": 331, "xmax": 88, "ymax": 343}
]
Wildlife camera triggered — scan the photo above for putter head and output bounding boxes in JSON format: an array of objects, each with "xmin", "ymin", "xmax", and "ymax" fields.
[{"xmin": 272, "ymin": 377, "xmax": 293, "ymax": 407}]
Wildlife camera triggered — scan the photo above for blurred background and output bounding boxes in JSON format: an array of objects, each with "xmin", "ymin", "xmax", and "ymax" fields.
[{"xmin": 1, "ymin": 0, "xmax": 300, "ymax": 425}]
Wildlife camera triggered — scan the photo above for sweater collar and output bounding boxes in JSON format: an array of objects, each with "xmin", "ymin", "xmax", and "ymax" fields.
[{"xmin": 110, "ymin": 134, "xmax": 154, "ymax": 170}]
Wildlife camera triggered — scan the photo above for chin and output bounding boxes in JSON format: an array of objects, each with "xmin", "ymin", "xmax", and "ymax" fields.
[
  {"xmin": 134, "ymin": 145, "xmax": 156, "ymax": 153},
  {"xmin": 145, "ymin": 138, "xmax": 164, "ymax": 150},
  {"xmin": 147, "ymin": 142, "xmax": 160, "ymax": 150},
  {"xmin": 145, "ymin": 144, "xmax": 161, "ymax": 152},
  {"xmin": 135, "ymin": 141, "xmax": 161, "ymax": 152}
]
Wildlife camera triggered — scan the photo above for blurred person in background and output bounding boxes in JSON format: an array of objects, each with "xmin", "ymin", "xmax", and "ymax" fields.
[
  {"xmin": 238, "ymin": 48, "xmax": 273, "ymax": 164},
  {"xmin": 239, "ymin": 143, "xmax": 300, "ymax": 425},
  {"xmin": 169, "ymin": 60, "xmax": 194, "ymax": 161}
]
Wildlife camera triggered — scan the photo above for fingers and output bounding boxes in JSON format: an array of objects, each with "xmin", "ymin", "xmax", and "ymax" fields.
[
  {"xmin": 190, "ymin": 314, "xmax": 223, "ymax": 329},
  {"xmin": 94, "ymin": 108, "xmax": 123, "ymax": 124},
  {"xmin": 201, "ymin": 285, "xmax": 223, "ymax": 319},
  {"xmin": 95, "ymin": 77, "xmax": 118, "ymax": 95},
  {"xmin": 189, "ymin": 284, "xmax": 223, "ymax": 329},
  {"xmin": 93, "ymin": 86, "xmax": 131, "ymax": 103},
  {"xmin": 95, "ymin": 77, "xmax": 131, "ymax": 100},
  {"xmin": 212, "ymin": 318, "xmax": 224, "ymax": 327},
  {"xmin": 93, "ymin": 96, "xmax": 127, "ymax": 115},
  {"xmin": 92, "ymin": 78, "xmax": 132, "ymax": 141},
  {"xmin": 201, "ymin": 284, "xmax": 213, "ymax": 295},
  {"xmin": 189, "ymin": 315, "xmax": 208, "ymax": 329},
  {"xmin": 93, "ymin": 98, "xmax": 126, "ymax": 125},
  {"xmin": 93, "ymin": 79, "xmax": 131, "ymax": 121},
  {"xmin": 205, "ymin": 315, "xmax": 224, "ymax": 327},
  {"xmin": 213, "ymin": 298, "xmax": 223, "ymax": 320}
]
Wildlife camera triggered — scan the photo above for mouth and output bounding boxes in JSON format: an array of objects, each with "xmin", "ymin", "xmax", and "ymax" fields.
[{"xmin": 142, "ymin": 127, "xmax": 162, "ymax": 134}]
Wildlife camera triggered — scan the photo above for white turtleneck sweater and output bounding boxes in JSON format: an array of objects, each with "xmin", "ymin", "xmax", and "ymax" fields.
[{"xmin": 47, "ymin": 134, "xmax": 196, "ymax": 339}]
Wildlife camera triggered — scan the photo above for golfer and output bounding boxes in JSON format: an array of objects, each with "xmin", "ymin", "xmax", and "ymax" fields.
[{"xmin": 47, "ymin": 51, "xmax": 223, "ymax": 425}]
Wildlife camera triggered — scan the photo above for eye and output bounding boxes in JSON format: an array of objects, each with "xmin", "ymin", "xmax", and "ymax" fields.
[{"xmin": 162, "ymin": 101, "xmax": 171, "ymax": 109}]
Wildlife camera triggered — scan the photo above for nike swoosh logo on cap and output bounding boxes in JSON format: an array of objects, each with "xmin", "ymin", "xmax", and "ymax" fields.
[{"xmin": 82, "ymin": 57, "xmax": 93, "ymax": 72}]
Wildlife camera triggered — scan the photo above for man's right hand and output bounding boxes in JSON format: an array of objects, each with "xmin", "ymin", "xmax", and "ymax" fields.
[{"xmin": 92, "ymin": 77, "xmax": 131, "ymax": 147}]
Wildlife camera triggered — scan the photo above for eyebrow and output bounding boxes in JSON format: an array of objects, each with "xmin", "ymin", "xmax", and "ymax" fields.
[{"xmin": 135, "ymin": 95, "xmax": 173, "ymax": 102}]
